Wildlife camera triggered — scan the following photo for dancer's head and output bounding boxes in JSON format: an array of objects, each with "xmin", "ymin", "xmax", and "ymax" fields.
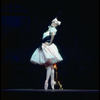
[{"xmin": 51, "ymin": 18, "xmax": 61, "ymax": 27}]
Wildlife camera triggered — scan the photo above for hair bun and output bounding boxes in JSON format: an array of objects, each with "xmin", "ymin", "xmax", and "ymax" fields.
[{"xmin": 52, "ymin": 18, "xmax": 61, "ymax": 25}]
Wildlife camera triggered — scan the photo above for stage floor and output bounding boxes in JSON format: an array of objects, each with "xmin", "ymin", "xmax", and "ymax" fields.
[
  {"xmin": 1, "ymin": 89, "xmax": 99, "ymax": 93},
  {"xmin": 1, "ymin": 89, "xmax": 99, "ymax": 100}
]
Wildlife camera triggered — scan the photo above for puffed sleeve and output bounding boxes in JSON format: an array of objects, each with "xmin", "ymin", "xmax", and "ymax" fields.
[{"xmin": 50, "ymin": 27, "xmax": 57, "ymax": 35}]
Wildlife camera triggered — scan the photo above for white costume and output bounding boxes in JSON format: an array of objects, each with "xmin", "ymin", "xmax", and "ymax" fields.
[{"xmin": 30, "ymin": 26, "xmax": 63, "ymax": 66}]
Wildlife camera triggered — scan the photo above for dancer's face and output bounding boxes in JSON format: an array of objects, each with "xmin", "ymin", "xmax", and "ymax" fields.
[{"xmin": 51, "ymin": 22, "xmax": 57, "ymax": 27}]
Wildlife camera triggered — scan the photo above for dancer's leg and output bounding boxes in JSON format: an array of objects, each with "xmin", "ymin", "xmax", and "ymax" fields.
[
  {"xmin": 51, "ymin": 65, "xmax": 56, "ymax": 90},
  {"xmin": 44, "ymin": 66, "xmax": 51, "ymax": 90}
]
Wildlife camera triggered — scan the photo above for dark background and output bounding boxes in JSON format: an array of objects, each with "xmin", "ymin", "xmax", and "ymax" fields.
[{"xmin": 1, "ymin": 0, "xmax": 99, "ymax": 89}]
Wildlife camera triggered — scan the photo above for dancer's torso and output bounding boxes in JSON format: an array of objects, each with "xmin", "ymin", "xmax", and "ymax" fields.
[{"xmin": 42, "ymin": 27, "xmax": 57, "ymax": 44}]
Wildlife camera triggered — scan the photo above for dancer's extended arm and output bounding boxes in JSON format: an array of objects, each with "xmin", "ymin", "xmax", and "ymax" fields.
[{"xmin": 49, "ymin": 32, "xmax": 55, "ymax": 45}]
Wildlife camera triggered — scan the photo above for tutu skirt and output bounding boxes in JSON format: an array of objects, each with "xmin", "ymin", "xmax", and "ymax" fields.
[{"xmin": 30, "ymin": 43, "xmax": 63, "ymax": 66}]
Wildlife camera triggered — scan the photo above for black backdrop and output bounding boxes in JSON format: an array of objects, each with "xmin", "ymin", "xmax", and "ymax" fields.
[{"xmin": 1, "ymin": 0, "xmax": 99, "ymax": 89}]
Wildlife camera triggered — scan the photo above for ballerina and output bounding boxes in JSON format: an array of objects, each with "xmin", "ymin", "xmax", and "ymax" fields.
[{"xmin": 30, "ymin": 18, "xmax": 63, "ymax": 90}]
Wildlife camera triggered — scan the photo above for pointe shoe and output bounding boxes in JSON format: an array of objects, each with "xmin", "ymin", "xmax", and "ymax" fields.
[
  {"xmin": 44, "ymin": 81, "xmax": 48, "ymax": 90},
  {"xmin": 51, "ymin": 80, "xmax": 56, "ymax": 90}
]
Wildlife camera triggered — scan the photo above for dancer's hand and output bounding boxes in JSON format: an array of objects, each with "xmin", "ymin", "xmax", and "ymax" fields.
[{"xmin": 45, "ymin": 42, "xmax": 51, "ymax": 46}]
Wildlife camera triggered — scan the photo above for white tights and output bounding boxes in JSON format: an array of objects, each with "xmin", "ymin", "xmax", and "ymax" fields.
[{"xmin": 44, "ymin": 65, "xmax": 56, "ymax": 90}]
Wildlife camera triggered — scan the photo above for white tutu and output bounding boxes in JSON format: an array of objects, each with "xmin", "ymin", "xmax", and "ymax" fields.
[{"xmin": 30, "ymin": 43, "xmax": 63, "ymax": 66}]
